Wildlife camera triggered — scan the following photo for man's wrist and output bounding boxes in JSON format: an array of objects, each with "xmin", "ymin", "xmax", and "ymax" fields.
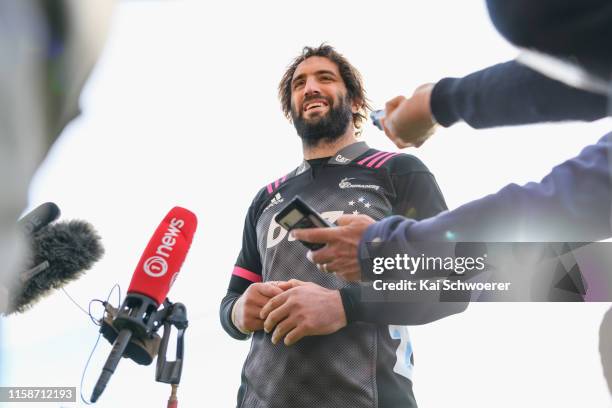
[
  {"xmin": 419, "ymin": 82, "xmax": 440, "ymax": 127},
  {"xmin": 231, "ymin": 297, "xmax": 253, "ymax": 336}
]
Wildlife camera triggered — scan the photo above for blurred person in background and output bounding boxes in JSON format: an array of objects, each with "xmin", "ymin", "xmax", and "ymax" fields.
[{"xmin": 0, "ymin": 0, "xmax": 115, "ymax": 373}]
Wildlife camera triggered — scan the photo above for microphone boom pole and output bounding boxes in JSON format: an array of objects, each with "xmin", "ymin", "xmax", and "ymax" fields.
[{"xmin": 92, "ymin": 329, "xmax": 132, "ymax": 402}]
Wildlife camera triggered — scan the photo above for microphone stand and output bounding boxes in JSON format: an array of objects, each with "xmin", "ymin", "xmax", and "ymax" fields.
[
  {"xmin": 155, "ymin": 300, "xmax": 188, "ymax": 408},
  {"xmin": 91, "ymin": 296, "xmax": 188, "ymax": 404}
]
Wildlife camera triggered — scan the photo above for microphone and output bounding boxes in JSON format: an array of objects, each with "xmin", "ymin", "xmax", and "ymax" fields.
[
  {"xmin": 4, "ymin": 219, "xmax": 104, "ymax": 315},
  {"xmin": 91, "ymin": 207, "xmax": 197, "ymax": 403},
  {"xmin": 17, "ymin": 202, "xmax": 61, "ymax": 235}
]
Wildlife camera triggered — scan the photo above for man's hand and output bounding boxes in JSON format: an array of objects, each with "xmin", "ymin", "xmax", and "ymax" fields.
[
  {"xmin": 382, "ymin": 83, "xmax": 438, "ymax": 149},
  {"xmin": 260, "ymin": 279, "xmax": 347, "ymax": 346},
  {"xmin": 291, "ymin": 214, "xmax": 375, "ymax": 281},
  {"xmin": 232, "ymin": 282, "xmax": 287, "ymax": 334}
]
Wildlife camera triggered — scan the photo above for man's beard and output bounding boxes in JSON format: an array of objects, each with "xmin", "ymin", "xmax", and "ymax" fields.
[{"xmin": 291, "ymin": 93, "xmax": 352, "ymax": 147}]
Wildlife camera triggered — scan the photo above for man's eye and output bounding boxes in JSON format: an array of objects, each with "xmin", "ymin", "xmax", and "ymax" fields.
[{"xmin": 293, "ymin": 81, "xmax": 304, "ymax": 89}]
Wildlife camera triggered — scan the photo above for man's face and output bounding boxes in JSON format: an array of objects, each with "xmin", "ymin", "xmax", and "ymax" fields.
[{"xmin": 290, "ymin": 56, "xmax": 355, "ymax": 146}]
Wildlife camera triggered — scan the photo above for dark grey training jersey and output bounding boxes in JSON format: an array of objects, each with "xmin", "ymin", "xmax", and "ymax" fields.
[{"xmin": 220, "ymin": 142, "xmax": 448, "ymax": 408}]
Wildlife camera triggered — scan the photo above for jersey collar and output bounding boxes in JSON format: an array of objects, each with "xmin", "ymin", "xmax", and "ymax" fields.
[{"xmin": 295, "ymin": 141, "xmax": 370, "ymax": 175}]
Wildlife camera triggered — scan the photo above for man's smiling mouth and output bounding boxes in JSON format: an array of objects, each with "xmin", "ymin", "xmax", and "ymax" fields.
[{"xmin": 303, "ymin": 99, "xmax": 329, "ymax": 112}]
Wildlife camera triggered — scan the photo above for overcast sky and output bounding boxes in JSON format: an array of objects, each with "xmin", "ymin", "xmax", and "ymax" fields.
[{"xmin": 2, "ymin": 1, "xmax": 612, "ymax": 407}]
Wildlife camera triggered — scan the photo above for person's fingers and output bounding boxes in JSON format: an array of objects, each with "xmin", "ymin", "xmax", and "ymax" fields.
[
  {"xmin": 330, "ymin": 262, "xmax": 362, "ymax": 282},
  {"xmin": 284, "ymin": 326, "xmax": 308, "ymax": 346},
  {"xmin": 273, "ymin": 281, "xmax": 293, "ymax": 291},
  {"xmin": 413, "ymin": 138, "xmax": 427, "ymax": 148},
  {"xmin": 308, "ymin": 246, "xmax": 336, "ymax": 265},
  {"xmin": 414, "ymin": 82, "xmax": 434, "ymax": 96},
  {"xmin": 322, "ymin": 258, "xmax": 351, "ymax": 275},
  {"xmin": 248, "ymin": 292, "xmax": 272, "ymax": 308},
  {"xmin": 245, "ymin": 287, "xmax": 283, "ymax": 308},
  {"xmin": 256, "ymin": 282, "xmax": 285, "ymax": 298},
  {"xmin": 287, "ymin": 279, "xmax": 306, "ymax": 286},
  {"xmin": 381, "ymin": 117, "xmax": 394, "ymax": 139},
  {"xmin": 271, "ymin": 316, "xmax": 298, "ymax": 345},
  {"xmin": 260, "ymin": 291, "xmax": 290, "ymax": 320},
  {"xmin": 384, "ymin": 95, "xmax": 405, "ymax": 115},
  {"xmin": 384, "ymin": 96, "xmax": 408, "ymax": 138},
  {"xmin": 391, "ymin": 134, "xmax": 414, "ymax": 149},
  {"xmin": 382, "ymin": 119, "xmax": 413, "ymax": 149},
  {"xmin": 262, "ymin": 301, "xmax": 292, "ymax": 333},
  {"xmin": 273, "ymin": 279, "xmax": 306, "ymax": 291},
  {"xmin": 335, "ymin": 215, "xmax": 360, "ymax": 227},
  {"xmin": 243, "ymin": 317, "xmax": 265, "ymax": 332},
  {"xmin": 291, "ymin": 226, "xmax": 339, "ymax": 244},
  {"xmin": 380, "ymin": 118, "xmax": 397, "ymax": 143}
]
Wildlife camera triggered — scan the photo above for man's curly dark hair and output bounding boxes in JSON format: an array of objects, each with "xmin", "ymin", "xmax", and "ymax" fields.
[{"xmin": 278, "ymin": 44, "xmax": 372, "ymax": 133}]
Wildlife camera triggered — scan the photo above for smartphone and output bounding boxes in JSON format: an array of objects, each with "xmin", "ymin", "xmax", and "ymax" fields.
[
  {"xmin": 370, "ymin": 109, "xmax": 385, "ymax": 131},
  {"xmin": 274, "ymin": 196, "xmax": 333, "ymax": 250}
]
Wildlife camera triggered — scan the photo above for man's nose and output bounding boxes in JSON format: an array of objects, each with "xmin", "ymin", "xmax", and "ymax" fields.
[{"xmin": 304, "ymin": 77, "xmax": 321, "ymax": 97}]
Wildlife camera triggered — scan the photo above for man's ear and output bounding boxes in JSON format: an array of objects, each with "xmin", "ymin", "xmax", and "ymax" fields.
[{"xmin": 351, "ymin": 98, "xmax": 362, "ymax": 114}]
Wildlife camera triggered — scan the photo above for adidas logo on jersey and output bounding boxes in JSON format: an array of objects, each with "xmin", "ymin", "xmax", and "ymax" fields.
[{"xmin": 264, "ymin": 193, "xmax": 284, "ymax": 212}]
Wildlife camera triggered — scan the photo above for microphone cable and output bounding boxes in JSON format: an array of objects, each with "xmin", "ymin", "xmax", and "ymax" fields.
[
  {"xmin": 76, "ymin": 284, "xmax": 122, "ymax": 405},
  {"xmin": 61, "ymin": 288, "xmax": 90, "ymax": 317}
]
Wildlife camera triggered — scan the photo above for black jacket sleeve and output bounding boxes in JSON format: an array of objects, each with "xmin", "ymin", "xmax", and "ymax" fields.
[
  {"xmin": 219, "ymin": 191, "xmax": 265, "ymax": 340},
  {"xmin": 340, "ymin": 285, "xmax": 468, "ymax": 325},
  {"xmin": 340, "ymin": 155, "xmax": 467, "ymax": 325},
  {"xmin": 220, "ymin": 290, "xmax": 248, "ymax": 340},
  {"xmin": 430, "ymin": 60, "xmax": 609, "ymax": 129}
]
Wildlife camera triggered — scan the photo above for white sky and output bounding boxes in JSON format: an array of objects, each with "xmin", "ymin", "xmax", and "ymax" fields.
[{"xmin": 2, "ymin": 0, "xmax": 612, "ymax": 407}]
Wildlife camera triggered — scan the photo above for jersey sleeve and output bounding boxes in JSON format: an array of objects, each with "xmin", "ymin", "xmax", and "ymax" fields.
[
  {"xmin": 220, "ymin": 190, "xmax": 265, "ymax": 340},
  {"xmin": 387, "ymin": 154, "xmax": 448, "ymax": 220},
  {"xmin": 229, "ymin": 201, "xmax": 264, "ymax": 293}
]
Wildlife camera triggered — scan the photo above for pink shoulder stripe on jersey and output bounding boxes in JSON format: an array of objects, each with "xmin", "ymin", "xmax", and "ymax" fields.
[
  {"xmin": 375, "ymin": 152, "xmax": 400, "ymax": 168},
  {"xmin": 267, "ymin": 174, "xmax": 290, "ymax": 195},
  {"xmin": 357, "ymin": 151, "xmax": 386, "ymax": 165},
  {"xmin": 367, "ymin": 151, "xmax": 394, "ymax": 168},
  {"xmin": 232, "ymin": 266, "xmax": 262, "ymax": 283}
]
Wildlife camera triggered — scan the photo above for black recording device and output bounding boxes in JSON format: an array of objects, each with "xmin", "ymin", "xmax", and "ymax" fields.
[{"xmin": 274, "ymin": 196, "xmax": 333, "ymax": 250}]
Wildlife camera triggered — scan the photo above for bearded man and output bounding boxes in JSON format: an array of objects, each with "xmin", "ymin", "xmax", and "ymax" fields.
[{"xmin": 219, "ymin": 44, "xmax": 459, "ymax": 408}]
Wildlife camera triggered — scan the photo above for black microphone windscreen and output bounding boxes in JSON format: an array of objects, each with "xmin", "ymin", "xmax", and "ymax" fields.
[
  {"xmin": 17, "ymin": 202, "xmax": 61, "ymax": 235},
  {"xmin": 7, "ymin": 220, "xmax": 104, "ymax": 314}
]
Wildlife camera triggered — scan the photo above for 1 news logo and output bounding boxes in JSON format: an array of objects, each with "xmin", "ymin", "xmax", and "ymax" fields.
[
  {"xmin": 143, "ymin": 256, "xmax": 168, "ymax": 277},
  {"xmin": 143, "ymin": 217, "xmax": 185, "ymax": 278}
]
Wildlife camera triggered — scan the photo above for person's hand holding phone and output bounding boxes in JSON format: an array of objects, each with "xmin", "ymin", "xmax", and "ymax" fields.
[
  {"xmin": 381, "ymin": 83, "xmax": 438, "ymax": 148},
  {"xmin": 292, "ymin": 214, "xmax": 375, "ymax": 282},
  {"xmin": 275, "ymin": 196, "xmax": 333, "ymax": 251}
]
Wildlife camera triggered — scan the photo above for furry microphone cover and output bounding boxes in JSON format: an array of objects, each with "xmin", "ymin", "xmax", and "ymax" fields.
[{"xmin": 8, "ymin": 220, "xmax": 104, "ymax": 314}]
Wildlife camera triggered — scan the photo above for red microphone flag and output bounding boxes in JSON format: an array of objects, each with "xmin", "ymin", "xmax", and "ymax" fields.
[{"xmin": 128, "ymin": 207, "xmax": 197, "ymax": 305}]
